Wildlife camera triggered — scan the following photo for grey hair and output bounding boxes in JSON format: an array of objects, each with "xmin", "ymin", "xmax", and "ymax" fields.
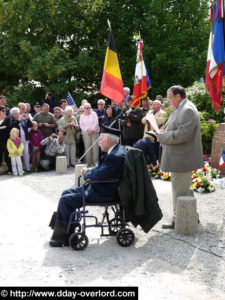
[
  {"xmin": 10, "ymin": 107, "xmax": 20, "ymax": 115},
  {"xmin": 104, "ymin": 133, "xmax": 120, "ymax": 144},
  {"xmin": 98, "ymin": 99, "xmax": 105, "ymax": 105},
  {"xmin": 153, "ymin": 100, "xmax": 161, "ymax": 106},
  {"xmin": 65, "ymin": 106, "xmax": 73, "ymax": 112},
  {"xmin": 124, "ymin": 87, "xmax": 130, "ymax": 93}
]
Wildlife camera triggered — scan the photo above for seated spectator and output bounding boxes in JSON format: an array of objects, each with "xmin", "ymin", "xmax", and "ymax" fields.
[
  {"xmin": 0, "ymin": 95, "xmax": 10, "ymax": 116},
  {"xmin": 53, "ymin": 106, "xmax": 63, "ymax": 123},
  {"xmin": 7, "ymin": 128, "xmax": 24, "ymax": 176},
  {"xmin": 58, "ymin": 106, "xmax": 78, "ymax": 168},
  {"xmin": 60, "ymin": 99, "xmax": 67, "ymax": 116},
  {"xmin": 49, "ymin": 125, "xmax": 126, "ymax": 247},
  {"xmin": 102, "ymin": 105, "xmax": 119, "ymax": 129},
  {"xmin": 0, "ymin": 106, "xmax": 12, "ymax": 174},
  {"xmin": 80, "ymin": 103, "xmax": 100, "ymax": 166},
  {"xmin": 11, "ymin": 105, "xmax": 33, "ymax": 172},
  {"xmin": 40, "ymin": 130, "xmax": 66, "ymax": 170},
  {"xmin": 95, "ymin": 99, "xmax": 106, "ymax": 128},
  {"xmin": 33, "ymin": 103, "xmax": 57, "ymax": 138},
  {"xmin": 29, "ymin": 121, "xmax": 44, "ymax": 171},
  {"xmin": 43, "ymin": 91, "xmax": 57, "ymax": 113},
  {"xmin": 134, "ymin": 131, "xmax": 159, "ymax": 169}
]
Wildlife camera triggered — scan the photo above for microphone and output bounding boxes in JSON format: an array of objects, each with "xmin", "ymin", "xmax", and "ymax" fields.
[{"xmin": 126, "ymin": 106, "xmax": 135, "ymax": 115}]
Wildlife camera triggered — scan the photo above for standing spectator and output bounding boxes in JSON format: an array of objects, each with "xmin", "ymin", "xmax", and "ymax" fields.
[
  {"xmin": 25, "ymin": 103, "xmax": 33, "ymax": 120},
  {"xmin": 0, "ymin": 106, "xmax": 12, "ymax": 174},
  {"xmin": 32, "ymin": 102, "xmax": 41, "ymax": 117},
  {"xmin": 157, "ymin": 85, "xmax": 204, "ymax": 229},
  {"xmin": 33, "ymin": 103, "xmax": 57, "ymax": 138},
  {"xmin": 102, "ymin": 105, "xmax": 119, "ymax": 129},
  {"xmin": 58, "ymin": 106, "xmax": 78, "ymax": 168},
  {"xmin": 80, "ymin": 103, "xmax": 100, "ymax": 166},
  {"xmin": 11, "ymin": 105, "xmax": 33, "ymax": 172},
  {"xmin": 53, "ymin": 107, "xmax": 63, "ymax": 123},
  {"xmin": 76, "ymin": 106, "xmax": 85, "ymax": 160},
  {"xmin": 95, "ymin": 99, "xmax": 106, "ymax": 128},
  {"xmin": 29, "ymin": 121, "xmax": 44, "ymax": 171},
  {"xmin": 0, "ymin": 95, "xmax": 10, "ymax": 116},
  {"xmin": 142, "ymin": 99, "xmax": 167, "ymax": 137},
  {"xmin": 60, "ymin": 99, "xmax": 67, "ymax": 116},
  {"xmin": 120, "ymin": 96, "xmax": 144, "ymax": 146},
  {"xmin": 123, "ymin": 87, "xmax": 130, "ymax": 108},
  {"xmin": 7, "ymin": 128, "xmax": 24, "ymax": 176},
  {"xmin": 43, "ymin": 91, "xmax": 57, "ymax": 113},
  {"xmin": 81, "ymin": 99, "xmax": 88, "ymax": 107}
]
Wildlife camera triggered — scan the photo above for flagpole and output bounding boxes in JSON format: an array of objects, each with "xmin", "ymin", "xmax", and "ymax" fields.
[{"xmin": 107, "ymin": 19, "xmax": 112, "ymax": 31}]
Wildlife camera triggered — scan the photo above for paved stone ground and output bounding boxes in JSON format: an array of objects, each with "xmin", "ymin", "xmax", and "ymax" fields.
[{"xmin": 0, "ymin": 169, "xmax": 225, "ymax": 299}]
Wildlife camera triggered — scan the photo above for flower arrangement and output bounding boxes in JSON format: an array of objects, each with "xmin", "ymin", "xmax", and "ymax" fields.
[
  {"xmin": 149, "ymin": 162, "xmax": 219, "ymax": 193},
  {"xmin": 149, "ymin": 167, "xmax": 171, "ymax": 181},
  {"xmin": 191, "ymin": 164, "xmax": 219, "ymax": 193}
]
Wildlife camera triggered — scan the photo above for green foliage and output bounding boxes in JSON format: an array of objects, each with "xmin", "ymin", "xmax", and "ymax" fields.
[
  {"xmin": 0, "ymin": 0, "xmax": 210, "ymax": 107},
  {"xmin": 200, "ymin": 119, "xmax": 218, "ymax": 154},
  {"xmin": 186, "ymin": 81, "xmax": 225, "ymax": 122}
]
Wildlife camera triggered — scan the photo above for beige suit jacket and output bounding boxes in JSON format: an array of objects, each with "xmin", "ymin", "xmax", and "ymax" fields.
[
  {"xmin": 158, "ymin": 99, "xmax": 204, "ymax": 172},
  {"xmin": 142, "ymin": 109, "xmax": 167, "ymax": 137}
]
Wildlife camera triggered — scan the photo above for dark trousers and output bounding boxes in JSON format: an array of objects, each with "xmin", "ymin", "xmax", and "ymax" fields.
[
  {"xmin": 0, "ymin": 143, "xmax": 12, "ymax": 172},
  {"xmin": 56, "ymin": 187, "xmax": 83, "ymax": 223}
]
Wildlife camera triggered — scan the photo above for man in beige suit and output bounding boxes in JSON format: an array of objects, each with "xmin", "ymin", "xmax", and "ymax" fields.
[
  {"xmin": 142, "ymin": 100, "xmax": 167, "ymax": 137},
  {"xmin": 157, "ymin": 86, "xmax": 204, "ymax": 229}
]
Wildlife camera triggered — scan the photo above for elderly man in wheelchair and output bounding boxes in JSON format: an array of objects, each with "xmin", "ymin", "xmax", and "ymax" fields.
[{"xmin": 49, "ymin": 125, "xmax": 163, "ymax": 250}]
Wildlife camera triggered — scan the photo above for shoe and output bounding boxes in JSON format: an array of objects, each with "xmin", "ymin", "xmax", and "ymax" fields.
[
  {"xmin": 67, "ymin": 165, "xmax": 70, "ymax": 168},
  {"xmin": 70, "ymin": 164, "xmax": 75, "ymax": 168},
  {"xmin": 8, "ymin": 172, "xmax": 12, "ymax": 175},
  {"xmin": 162, "ymin": 220, "xmax": 175, "ymax": 229},
  {"xmin": 13, "ymin": 173, "xmax": 18, "ymax": 176},
  {"xmin": 19, "ymin": 173, "xmax": 23, "ymax": 176},
  {"xmin": 49, "ymin": 221, "xmax": 68, "ymax": 247}
]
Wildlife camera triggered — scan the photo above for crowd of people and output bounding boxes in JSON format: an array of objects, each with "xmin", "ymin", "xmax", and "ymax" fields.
[{"xmin": 0, "ymin": 89, "xmax": 168, "ymax": 176}]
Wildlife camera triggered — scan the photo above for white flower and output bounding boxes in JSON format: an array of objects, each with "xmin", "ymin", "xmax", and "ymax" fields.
[{"xmin": 198, "ymin": 187, "xmax": 204, "ymax": 193}]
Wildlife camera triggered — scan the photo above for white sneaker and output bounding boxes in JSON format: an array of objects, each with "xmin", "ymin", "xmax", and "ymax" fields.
[
  {"xmin": 19, "ymin": 173, "xmax": 23, "ymax": 176},
  {"xmin": 13, "ymin": 173, "xmax": 18, "ymax": 176}
]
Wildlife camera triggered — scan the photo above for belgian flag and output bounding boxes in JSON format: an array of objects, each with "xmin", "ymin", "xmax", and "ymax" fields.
[{"xmin": 100, "ymin": 31, "xmax": 124, "ymax": 103}]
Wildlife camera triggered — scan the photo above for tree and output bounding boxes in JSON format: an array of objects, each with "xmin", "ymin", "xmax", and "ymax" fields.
[{"xmin": 0, "ymin": 0, "xmax": 209, "ymax": 106}]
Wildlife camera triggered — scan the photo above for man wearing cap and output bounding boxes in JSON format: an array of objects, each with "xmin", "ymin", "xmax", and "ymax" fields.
[
  {"xmin": 157, "ymin": 85, "xmax": 204, "ymax": 229},
  {"xmin": 49, "ymin": 125, "xmax": 126, "ymax": 247},
  {"xmin": 32, "ymin": 102, "xmax": 41, "ymax": 117},
  {"xmin": 134, "ymin": 131, "xmax": 159, "ymax": 168}
]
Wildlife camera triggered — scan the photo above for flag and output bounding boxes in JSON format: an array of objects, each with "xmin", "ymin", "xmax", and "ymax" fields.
[
  {"xmin": 218, "ymin": 149, "xmax": 225, "ymax": 169},
  {"xmin": 205, "ymin": 1, "xmax": 225, "ymax": 113},
  {"xmin": 67, "ymin": 92, "xmax": 77, "ymax": 109},
  {"xmin": 100, "ymin": 30, "xmax": 124, "ymax": 103},
  {"xmin": 132, "ymin": 39, "xmax": 151, "ymax": 109}
]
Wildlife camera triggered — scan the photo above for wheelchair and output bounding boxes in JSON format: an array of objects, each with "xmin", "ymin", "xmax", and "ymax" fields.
[{"xmin": 67, "ymin": 176, "xmax": 135, "ymax": 251}]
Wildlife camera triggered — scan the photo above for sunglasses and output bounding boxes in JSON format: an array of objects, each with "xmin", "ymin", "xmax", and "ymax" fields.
[{"xmin": 85, "ymin": 107, "xmax": 91, "ymax": 110}]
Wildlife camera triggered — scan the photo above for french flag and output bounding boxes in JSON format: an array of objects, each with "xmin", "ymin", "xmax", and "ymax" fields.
[
  {"xmin": 205, "ymin": 1, "xmax": 225, "ymax": 113},
  {"xmin": 218, "ymin": 149, "xmax": 225, "ymax": 169}
]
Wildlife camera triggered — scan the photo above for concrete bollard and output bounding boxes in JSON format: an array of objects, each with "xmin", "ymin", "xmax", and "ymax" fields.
[
  {"xmin": 56, "ymin": 156, "xmax": 67, "ymax": 174},
  {"xmin": 74, "ymin": 163, "xmax": 87, "ymax": 186},
  {"xmin": 175, "ymin": 196, "xmax": 198, "ymax": 235}
]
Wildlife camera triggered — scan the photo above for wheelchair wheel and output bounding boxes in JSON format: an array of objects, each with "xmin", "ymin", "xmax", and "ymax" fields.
[
  {"xmin": 109, "ymin": 218, "xmax": 122, "ymax": 235},
  {"xmin": 69, "ymin": 232, "xmax": 89, "ymax": 251},
  {"xmin": 71, "ymin": 223, "xmax": 82, "ymax": 233},
  {"xmin": 116, "ymin": 228, "xmax": 135, "ymax": 247}
]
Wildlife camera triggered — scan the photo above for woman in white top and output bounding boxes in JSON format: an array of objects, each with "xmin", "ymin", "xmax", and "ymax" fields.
[{"xmin": 80, "ymin": 103, "xmax": 100, "ymax": 166}]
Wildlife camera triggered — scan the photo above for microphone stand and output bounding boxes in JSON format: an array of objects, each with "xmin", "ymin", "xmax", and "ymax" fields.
[{"xmin": 77, "ymin": 109, "xmax": 125, "ymax": 163}]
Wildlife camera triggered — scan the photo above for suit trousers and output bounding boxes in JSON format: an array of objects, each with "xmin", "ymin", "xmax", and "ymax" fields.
[
  {"xmin": 170, "ymin": 171, "xmax": 194, "ymax": 218},
  {"xmin": 56, "ymin": 187, "xmax": 83, "ymax": 223},
  {"xmin": 82, "ymin": 132, "xmax": 99, "ymax": 166}
]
